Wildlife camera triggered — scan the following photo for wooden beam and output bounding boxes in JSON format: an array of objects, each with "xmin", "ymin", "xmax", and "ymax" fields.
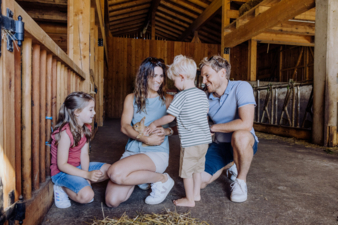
[
  {"xmin": 142, "ymin": 0, "xmax": 161, "ymax": 38},
  {"xmin": 110, "ymin": 23, "xmax": 143, "ymax": 32},
  {"xmin": 186, "ymin": 0, "xmax": 209, "ymax": 8},
  {"xmin": 254, "ymin": 123, "xmax": 311, "ymax": 140},
  {"xmin": 158, "ymin": 6, "xmax": 193, "ymax": 24},
  {"xmin": 252, "ymin": 32, "xmax": 314, "ymax": 46},
  {"xmin": 110, "ymin": 19, "xmax": 146, "ymax": 29},
  {"xmin": 179, "ymin": 0, "xmax": 222, "ymax": 41},
  {"xmin": 111, "ymin": 28, "xmax": 140, "ymax": 36},
  {"xmin": 109, "ymin": 4, "xmax": 151, "ymax": 17},
  {"xmin": 223, "ymin": 0, "xmax": 315, "ymax": 47},
  {"xmin": 155, "ymin": 26, "xmax": 180, "ymax": 37},
  {"xmin": 160, "ymin": 1, "xmax": 198, "ymax": 19},
  {"xmin": 108, "ymin": 0, "xmax": 151, "ymax": 12},
  {"xmin": 268, "ymin": 21, "xmax": 315, "ymax": 36},
  {"xmin": 109, "ymin": 9, "xmax": 148, "ymax": 21},
  {"xmin": 155, "ymin": 17, "xmax": 185, "ymax": 31},
  {"xmin": 109, "ymin": 14, "xmax": 146, "ymax": 25},
  {"xmin": 14, "ymin": 2, "xmax": 86, "ymax": 79},
  {"xmin": 222, "ymin": 0, "xmax": 230, "ymax": 61},
  {"xmin": 16, "ymin": 0, "xmax": 67, "ymax": 9},
  {"xmin": 95, "ymin": 0, "xmax": 109, "ymax": 67},
  {"xmin": 155, "ymin": 30, "xmax": 177, "ymax": 40},
  {"xmin": 24, "ymin": 8, "xmax": 67, "ymax": 23},
  {"xmin": 169, "ymin": 0, "xmax": 204, "ymax": 14},
  {"xmin": 294, "ymin": 8, "xmax": 315, "ymax": 21},
  {"xmin": 156, "ymin": 12, "xmax": 189, "ymax": 28},
  {"xmin": 108, "ymin": 0, "xmax": 130, "ymax": 6},
  {"xmin": 156, "ymin": 23, "xmax": 182, "ymax": 35},
  {"xmin": 198, "ymin": 30, "xmax": 221, "ymax": 43},
  {"xmin": 248, "ymin": 39, "xmax": 257, "ymax": 81}
]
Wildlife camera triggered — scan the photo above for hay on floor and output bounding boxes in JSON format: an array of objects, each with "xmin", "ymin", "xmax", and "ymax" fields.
[{"xmin": 91, "ymin": 208, "xmax": 209, "ymax": 225}]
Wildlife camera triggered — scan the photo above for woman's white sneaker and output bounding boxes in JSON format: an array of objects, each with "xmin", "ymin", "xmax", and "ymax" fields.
[
  {"xmin": 145, "ymin": 173, "xmax": 174, "ymax": 205},
  {"xmin": 53, "ymin": 185, "xmax": 71, "ymax": 208},
  {"xmin": 230, "ymin": 178, "xmax": 247, "ymax": 202}
]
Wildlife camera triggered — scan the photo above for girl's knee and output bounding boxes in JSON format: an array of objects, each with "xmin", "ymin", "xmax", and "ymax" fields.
[{"xmin": 77, "ymin": 187, "xmax": 94, "ymax": 204}]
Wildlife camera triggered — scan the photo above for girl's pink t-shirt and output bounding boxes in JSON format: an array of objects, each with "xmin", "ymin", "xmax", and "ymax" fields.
[{"xmin": 50, "ymin": 123, "xmax": 91, "ymax": 176}]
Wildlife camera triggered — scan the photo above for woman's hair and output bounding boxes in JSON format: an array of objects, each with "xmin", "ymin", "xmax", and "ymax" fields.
[
  {"xmin": 199, "ymin": 55, "xmax": 231, "ymax": 80},
  {"xmin": 54, "ymin": 92, "xmax": 94, "ymax": 147},
  {"xmin": 134, "ymin": 57, "xmax": 167, "ymax": 113},
  {"xmin": 167, "ymin": 55, "xmax": 197, "ymax": 81}
]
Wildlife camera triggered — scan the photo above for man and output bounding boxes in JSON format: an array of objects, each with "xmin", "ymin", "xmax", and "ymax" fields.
[{"xmin": 199, "ymin": 55, "xmax": 258, "ymax": 202}]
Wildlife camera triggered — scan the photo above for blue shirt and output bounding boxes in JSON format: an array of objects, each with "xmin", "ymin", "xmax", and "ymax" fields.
[
  {"xmin": 208, "ymin": 80, "xmax": 258, "ymax": 143},
  {"xmin": 125, "ymin": 96, "xmax": 169, "ymax": 154}
]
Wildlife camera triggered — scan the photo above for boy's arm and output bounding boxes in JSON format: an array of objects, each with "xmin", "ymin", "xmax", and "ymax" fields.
[
  {"xmin": 147, "ymin": 114, "xmax": 176, "ymax": 132},
  {"xmin": 57, "ymin": 131, "xmax": 102, "ymax": 182}
]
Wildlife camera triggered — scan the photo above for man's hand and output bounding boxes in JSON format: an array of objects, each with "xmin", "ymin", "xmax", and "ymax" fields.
[{"xmin": 87, "ymin": 170, "xmax": 103, "ymax": 182}]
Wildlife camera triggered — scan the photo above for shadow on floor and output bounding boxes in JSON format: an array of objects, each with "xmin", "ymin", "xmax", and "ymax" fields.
[{"xmin": 42, "ymin": 119, "xmax": 338, "ymax": 225}]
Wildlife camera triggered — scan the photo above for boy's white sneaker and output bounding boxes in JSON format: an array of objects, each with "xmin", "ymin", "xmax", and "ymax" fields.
[
  {"xmin": 138, "ymin": 183, "xmax": 150, "ymax": 190},
  {"xmin": 226, "ymin": 163, "xmax": 238, "ymax": 181},
  {"xmin": 230, "ymin": 178, "xmax": 247, "ymax": 202},
  {"xmin": 53, "ymin": 185, "xmax": 71, "ymax": 208},
  {"xmin": 145, "ymin": 173, "xmax": 174, "ymax": 205}
]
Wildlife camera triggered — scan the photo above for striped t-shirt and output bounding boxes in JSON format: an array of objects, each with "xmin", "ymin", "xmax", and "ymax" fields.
[{"xmin": 167, "ymin": 87, "xmax": 212, "ymax": 148}]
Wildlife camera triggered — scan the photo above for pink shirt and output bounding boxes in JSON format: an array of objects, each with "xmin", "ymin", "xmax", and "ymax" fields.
[{"xmin": 50, "ymin": 123, "xmax": 91, "ymax": 176}]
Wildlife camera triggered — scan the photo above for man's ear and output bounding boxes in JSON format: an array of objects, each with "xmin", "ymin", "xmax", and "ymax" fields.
[{"xmin": 220, "ymin": 68, "xmax": 226, "ymax": 78}]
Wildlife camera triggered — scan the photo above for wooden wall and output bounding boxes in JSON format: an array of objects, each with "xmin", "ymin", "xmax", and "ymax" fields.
[{"xmin": 105, "ymin": 37, "xmax": 221, "ymax": 118}]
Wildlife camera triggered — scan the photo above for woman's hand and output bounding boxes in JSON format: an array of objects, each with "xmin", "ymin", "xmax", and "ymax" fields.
[{"xmin": 141, "ymin": 134, "xmax": 165, "ymax": 146}]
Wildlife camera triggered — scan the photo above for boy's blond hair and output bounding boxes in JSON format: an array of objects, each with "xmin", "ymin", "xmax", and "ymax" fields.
[{"xmin": 167, "ymin": 55, "xmax": 197, "ymax": 81}]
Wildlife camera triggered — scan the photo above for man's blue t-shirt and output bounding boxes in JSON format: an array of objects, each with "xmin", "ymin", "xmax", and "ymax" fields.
[{"xmin": 208, "ymin": 80, "xmax": 258, "ymax": 143}]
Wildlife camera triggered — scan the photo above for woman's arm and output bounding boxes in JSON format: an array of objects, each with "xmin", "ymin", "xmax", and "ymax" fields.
[{"xmin": 120, "ymin": 93, "xmax": 164, "ymax": 145}]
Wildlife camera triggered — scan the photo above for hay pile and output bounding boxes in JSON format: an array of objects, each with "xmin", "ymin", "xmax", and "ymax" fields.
[
  {"xmin": 239, "ymin": 0, "xmax": 263, "ymax": 16},
  {"xmin": 91, "ymin": 208, "xmax": 209, "ymax": 225}
]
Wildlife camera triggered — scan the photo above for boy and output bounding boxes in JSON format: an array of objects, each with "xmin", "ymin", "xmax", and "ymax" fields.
[{"xmin": 147, "ymin": 55, "xmax": 211, "ymax": 207}]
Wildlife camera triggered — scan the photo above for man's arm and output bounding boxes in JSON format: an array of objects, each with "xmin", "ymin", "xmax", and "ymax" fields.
[{"xmin": 210, "ymin": 104, "xmax": 254, "ymax": 133}]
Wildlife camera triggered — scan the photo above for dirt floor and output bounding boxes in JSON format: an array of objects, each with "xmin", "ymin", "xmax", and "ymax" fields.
[{"xmin": 42, "ymin": 119, "xmax": 338, "ymax": 225}]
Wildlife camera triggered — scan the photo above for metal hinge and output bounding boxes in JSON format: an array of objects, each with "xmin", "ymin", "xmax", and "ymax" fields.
[
  {"xmin": 224, "ymin": 47, "xmax": 230, "ymax": 54},
  {"xmin": 98, "ymin": 38, "xmax": 103, "ymax": 46},
  {"xmin": 0, "ymin": 0, "xmax": 25, "ymax": 56}
]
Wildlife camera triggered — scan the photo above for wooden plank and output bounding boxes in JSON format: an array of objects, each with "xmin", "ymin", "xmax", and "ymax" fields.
[
  {"xmin": 254, "ymin": 123, "xmax": 311, "ymax": 140},
  {"xmin": 45, "ymin": 54, "xmax": 53, "ymax": 177},
  {"xmin": 158, "ymin": 6, "xmax": 193, "ymax": 24},
  {"xmin": 24, "ymin": 8, "xmax": 67, "ymax": 23},
  {"xmin": 108, "ymin": 0, "xmax": 151, "ymax": 12},
  {"xmin": 109, "ymin": 14, "xmax": 147, "ymax": 25},
  {"xmin": 223, "ymin": 0, "xmax": 315, "ymax": 47},
  {"xmin": 32, "ymin": 44, "xmax": 41, "ymax": 191},
  {"xmin": 248, "ymin": 39, "xmax": 257, "ymax": 81},
  {"xmin": 1, "ymin": 0, "xmax": 16, "ymax": 207},
  {"xmin": 22, "ymin": 38, "xmax": 33, "ymax": 200},
  {"xmin": 95, "ymin": 0, "xmax": 109, "ymax": 64},
  {"xmin": 161, "ymin": 1, "xmax": 198, "ymax": 19},
  {"xmin": 51, "ymin": 58, "xmax": 57, "ymax": 130},
  {"xmin": 268, "ymin": 21, "xmax": 315, "ymax": 36},
  {"xmin": 179, "ymin": 0, "xmax": 222, "ymax": 40},
  {"xmin": 252, "ymin": 32, "xmax": 314, "ymax": 46},
  {"xmin": 222, "ymin": 0, "xmax": 230, "ymax": 60},
  {"xmin": 99, "ymin": 46, "xmax": 104, "ymax": 126},
  {"xmin": 14, "ymin": 43, "xmax": 22, "ymax": 200},
  {"xmin": 39, "ymin": 49, "xmax": 47, "ymax": 183},
  {"xmin": 109, "ymin": 9, "xmax": 148, "ymax": 21},
  {"xmin": 14, "ymin": 2, "xmax": 86, "ymax": 80},
  {"xmin": 109, "ymin": 3, "xmax": 150, "ymax": 17},
  {"xmin": 294, "ymin": 8, "xmax": 316, "ymax": 21},
  {"xmin": 56, "ymin": 62, "xmax": 62, "ymax": 111},
  {"xmin": 156, "ymin": 12, "xmax": 189, "ymax": 28}
]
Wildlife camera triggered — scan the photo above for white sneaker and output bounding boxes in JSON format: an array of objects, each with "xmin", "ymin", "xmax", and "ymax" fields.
[
  {"xmin": 53, "ymin": 185, "xmax": 71, "ymax": 208},
  {"xmin": 138, "ymin": 183, "xmax": 150, "ymax": 190},
  {"xmin": 226, "ymin": 163, "xmax": 238, "ymax": 181},
  {"xmin": 230, "ymin": 179, "xmax": 247, "ymax": 203},
  {"xmin": 145, "ymin": 173, "xmax": 174, "ymax": 205}
]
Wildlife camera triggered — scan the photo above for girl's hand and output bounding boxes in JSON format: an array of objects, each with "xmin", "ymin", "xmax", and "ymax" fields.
[
  {"xmin": 143, "ymin": 134, "xmax": 165, "ymax": 146},
  {"xmin": 87, "ymin": 170, "xmax": 102, "ymax": 182},
  {"xmin": 152, "ymin": 127, "xmax": 166, "ymax": 136}
]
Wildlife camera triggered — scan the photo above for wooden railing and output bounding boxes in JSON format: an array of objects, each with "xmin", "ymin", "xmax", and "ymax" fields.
[{"xmin": 14, "ymin": 2, "xmax": 87, "ymax": 201}]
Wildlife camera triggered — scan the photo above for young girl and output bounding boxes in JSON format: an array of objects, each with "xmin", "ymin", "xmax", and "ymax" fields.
[{"xmin": 50, "ymin": 92, "xmax": 110, "ymax": 208}]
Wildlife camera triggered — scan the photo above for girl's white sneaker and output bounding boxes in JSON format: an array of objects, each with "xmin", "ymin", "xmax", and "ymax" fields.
[{"xmin": 53, "ymin": 185, "xmax": 71, "ymax": 208}]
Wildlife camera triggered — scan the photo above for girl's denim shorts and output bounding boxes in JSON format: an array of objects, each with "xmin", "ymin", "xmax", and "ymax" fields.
[{"xmin": 51, "ymin": 162, "xmax": 105, "ymax": 194}]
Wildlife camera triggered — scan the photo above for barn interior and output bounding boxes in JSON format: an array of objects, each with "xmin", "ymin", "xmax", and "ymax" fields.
[{"xmin": 0, "ymin": 0, "xmax": 338, "ymax": 224}]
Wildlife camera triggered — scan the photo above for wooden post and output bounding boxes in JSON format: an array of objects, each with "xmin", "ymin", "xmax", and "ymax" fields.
[
  {"xmin": 1, "ymin": 0, "xmax": 16, "ymax": 207},
  {"xmin": 56, "ymin": 62, "xmax": 62, "ymax": 111},
  {"xmin": 40, "ymin": 49, "xmax": 47, "ymax": 183},
  {"xmin": 22, "ymin": 38, "xmax": 33, "ymax": 199},
  {"xmin": 151, "ymin": 13, "xmax": 155, "ymax": 40},
  {"xmin": 221, "ymin": 0, "xmax": 230, "ymax": 61},
  {"xmin": 32, "ymin": 44, "xmax": 41, "ymax": 190},
  {"xmin": 279, "ymin": 46, "xmax": 283, "ymax": 81},
  {"xmin": 248, "ymin": 39, "xmax": 257, "ymax": 81},
  {"xmin": 51, "ymin": 59, "xmax": 58, "ymax": 129},
  {"xmin": 46, "ymin": 54, "xmax": 53, "ymax": 177},
  {"xmin": 313, "ymin": 0, "xmax": 338, "ymax": 146},
  {"xmin": 14, "ymin": 43, "xmax": 22, "ymax": 200},
  {"xmin": 99, "ymin": 46, "xmax": 104, "ymax": 126}
]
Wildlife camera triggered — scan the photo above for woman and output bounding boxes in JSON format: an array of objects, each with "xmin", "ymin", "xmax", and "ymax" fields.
[{"xmin": 105, "ymin": 57, "xmax": 175, "ymax": 207}]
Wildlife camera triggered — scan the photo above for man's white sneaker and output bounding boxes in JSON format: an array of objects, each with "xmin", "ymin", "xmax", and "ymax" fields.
[
  {"xmin": 138, "ymin": 183, "xmax": 150, "ymax": 190},
  {"xmin": 145, "ymin": 173, "xmax": 174, "ymax": 205},
  {"xmin": 230, "ymin": 179, "xmax": 247, "ymax": 203},
  {"xmin": 226, "ymin": 163, "xmax": 238, "ymax": 181},
  {"xmin": 53, "ymin": 185, "xmax": 71, "ymax": 208}
]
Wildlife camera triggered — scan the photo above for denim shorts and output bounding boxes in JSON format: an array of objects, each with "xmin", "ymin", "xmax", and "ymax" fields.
[
  {"xmin": 51, "ymin": 162, "xmax": 105, "ymax": 194},
  {"xmin": 204, "ymin": 136, "xmax": 258, "ymax": 176}
]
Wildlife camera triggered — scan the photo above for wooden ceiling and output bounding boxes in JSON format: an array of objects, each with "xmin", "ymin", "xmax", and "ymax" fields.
[{"xmin": 108, "ymin": 0, "xmax": 245, "ymax": 44}]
